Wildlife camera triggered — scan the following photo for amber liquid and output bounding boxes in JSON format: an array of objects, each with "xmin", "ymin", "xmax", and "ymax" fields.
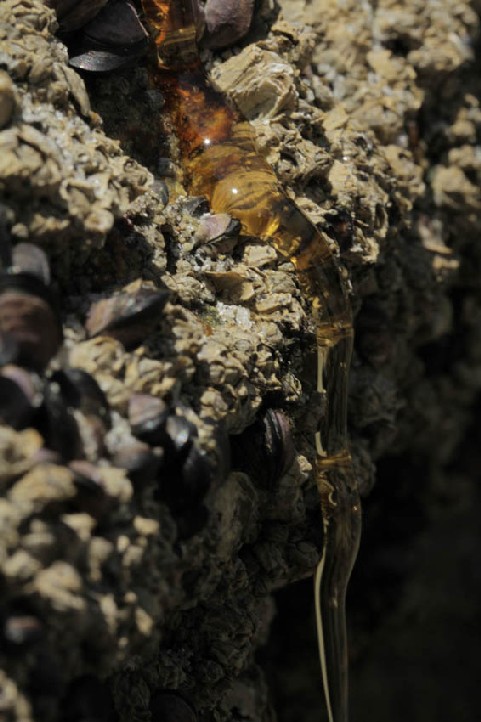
[{"xmin": 142, "ymin": 3, "xmax": 362, "ymax": 722}]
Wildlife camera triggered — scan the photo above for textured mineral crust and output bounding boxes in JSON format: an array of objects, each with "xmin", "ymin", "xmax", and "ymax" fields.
[{"xmin": 0, "ymin": 1, "xmax": 481, "ymax": 722}]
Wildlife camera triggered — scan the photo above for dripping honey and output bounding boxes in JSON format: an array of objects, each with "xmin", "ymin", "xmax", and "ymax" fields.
[{"xmin": 141, "ymin": 3, "xmax": 362, "ymax": 722}]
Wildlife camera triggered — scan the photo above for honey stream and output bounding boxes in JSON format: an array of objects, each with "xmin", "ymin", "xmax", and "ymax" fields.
[{"xmin": 141, "ymin": 2, "xmax": 362, "ymax": 721}]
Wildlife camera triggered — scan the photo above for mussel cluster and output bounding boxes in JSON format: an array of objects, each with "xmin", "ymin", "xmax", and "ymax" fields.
[
  {"xmin": 0, "ymin": 235, "xmax": 213, "ymax": 538},
  {"xmin": 47, "ymin": 0, "xmax": 257, "ymax": 73},
  {"xmin": 49, "ymin": 0, "xmax": 149, "ymax": 72},
  {"xmin": 0, "ymin": 235, "xmax": 216, "ymax": 719}
]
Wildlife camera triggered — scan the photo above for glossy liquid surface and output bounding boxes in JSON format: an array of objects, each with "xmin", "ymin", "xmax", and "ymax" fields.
[{"xmin": 142, "ymin": 3, "xmax": 362, "ymax": 721}]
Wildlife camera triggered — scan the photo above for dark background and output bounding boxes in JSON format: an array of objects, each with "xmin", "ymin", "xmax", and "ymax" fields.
[{"xmin": 260, "ymin": 405, "xmax": 481, "ymax": 722}]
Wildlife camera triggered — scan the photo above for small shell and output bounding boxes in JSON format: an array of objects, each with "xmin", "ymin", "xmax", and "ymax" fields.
[
  {"xmin": 67, "ymin": 0, "xmax": 148, "ymax": 72},
  {"xmin": 39, "ymin": 380, "xmax": 82, "ymax": 461},
  {"xmin": 0, "ymin": 203, "xmax": 12, "ymax": 269},
  {"xmin": 2, "ymin": 614, "xmax": 44, "ymax": 650},
  {"xmin": 150, "ymin": 691, "xmax": 197, "ymax": 722},
  {"xmin": 0, "ymin": 70, "xmax": 15, "ymax": 130},
  {"xmin": 69, "ymin": 50, "xmax": 141, "ymax": 73},
  {"xmin": 0, "ymin": 332, "xmax": 18, "ymax": 367},
  {"xmin": 111, "ymin": 441, "xmax": 162, "ymax": 487},
  {"xmin": 50, "ymin": 368, "xmax": 110, "ymax": 426},
  {"xmin": 231, "ymin": 408, "xmax": 295, "ymax": 487},
  {"xmin": 129, "ymin": 394, "xmax": 168, "ymax": 445},
  {"xmin": 195, "ymin": 213, "xmax": 240, "ymax": 245},
  {"xmin": 48, "ymin": 0, "xmax": 109, "ymax": 33},
  {"xmin": 0, "ymin": 366, "xmax": 42, "ymax": 430},
  {"xmin": 83, "ymin": 0, "xmax": 147, "ymax": 47},
  {"xmin": 158, "ymin": 415, "xmax": 211, "ymax": 514},
  {"xmin": 11, "ymin": 243, "xmax": 51, "ymax": 285},
  {"xmin": 202, "ymin": 0, "xmax": 254, "ymax": 49},
  {"xmin": 85, "ymin": 282, "xmax": 169, "ymax": 348},
  {"xmin": 181, "ymin": 196, "xmax": 210, "ymax": 217},
  {"xmin": 0, "ymin": 274, "xmax": 63, "ymax": 372},
  {"xmin": 68, "ymin": 460, "xmax": 112, "ymax": 519}
]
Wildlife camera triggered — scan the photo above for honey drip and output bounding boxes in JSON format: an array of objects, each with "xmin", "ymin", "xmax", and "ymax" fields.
[{"xmin": 141, "ymin": 2, "xmax": 362, "ymax": 721}]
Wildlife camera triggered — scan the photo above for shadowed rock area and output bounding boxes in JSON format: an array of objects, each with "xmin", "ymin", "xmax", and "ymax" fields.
[{"xmin": 0, "ymin": 0, "xmax": 480, "ymax": 721}]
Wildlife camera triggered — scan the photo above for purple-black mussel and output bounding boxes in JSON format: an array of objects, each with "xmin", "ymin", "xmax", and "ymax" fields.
[
  {"xmin": 52, "ymin": 0, "xmax": 149, "ymax": 72},
  {"xmin": 52, "ymin": 0, "xmax": 254, "ymax": 74},
  {"xmin": 1, "ymin": 613, "xmax": 44, "ymax": 651},
  {"xmin": 129, "ymin": 395, "xmax": 212, "ymax": 538},
  {"xmin": 0, "ymin": 244, "xmax": 62, "ymax": 372},
  {"xmin": 47, "ymin": 0, "xmax": 109, "ymax": 32},
  {"xmin": 85, "ymin": 282, "xmax": 169, "ymax": 348},
  {"xmin": 50, "ymin": 368, "xmax": 110, "ymax": 428},
  {"xmin": 150, "ymin": 691, "xmax": 197, "ymax": 722},
  {"xmin": 11, "ymin": 243, "xmax": 51, "ymax": 285},
  {"xmin": 68, "ymin": 460, "xmax": 114, "ymax": 520},
  {"xmin": 112, "ymin": 440, "xmax": 163, "ymax": 487},
  {"xmin": 202, "ymin": 0, "xmax": 255, "ymax": 49},
  {"xmin": 128, "ymin": 393, "xmax": 168, "ymax": 445},
  {"xmin": 231, "ymin": 408, "xmax": 296, "ymax": 488},
  {"xmin": 156, "ymin": 415, "xmax": 211, "ymax": 513},
  {"xmin": 37, "ymin": 379, "xmax": 83, "ymax": 461},
  {"xmin": 0, "ymin": 365, "xmax": 42, "ymax": 430}
]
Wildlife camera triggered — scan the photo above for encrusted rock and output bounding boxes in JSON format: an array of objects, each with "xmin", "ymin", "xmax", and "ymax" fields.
[
  {"xmin": 212, "ymin": 45, "xmax": 297, "ymax": 119},
  {"xmin": 0, "ymin": 0, "xmax": 480, "ymax": 721}
]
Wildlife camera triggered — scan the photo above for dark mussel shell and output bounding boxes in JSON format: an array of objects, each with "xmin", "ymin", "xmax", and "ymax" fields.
[
  {"xmin": 0, "ymin": 333, "xmax": 19, "ymax": 367},
  {"xmin": 202, "ymin": 0, "xmax": 255, "ymax": 49},
  {"xmin": 1, "ymin": 614, "xmax": 44, "ymax": 651},
  {"xmin": 0, "ymin": 273, "xmax": 63, "ymax": 372},
  {"xmin": 11, "ymin": 243, "xmax": 51, "ymax": 285},
  {"xmin": 157, "ymin": 415, "xmax": 211, "ymax": 514},
  {"xmin": 181, "ymin": 196, "xmax": 210, "ymax": 218},
  {"xmin": 129, "ymin": 394, "xmax": 168, "ymax": 445},
  {"xmin": 111, "ymin": 440, "xmax": 163, "ymax": 487},
  {"xmin": 231, "ymin": 408, "xmax": 296, "ymax": 488},
  {"xmin": 194, "ymin": 213, "xmax": 241, "ymax": 246},
  {"xmin": 150, "ymin": 691, "xmax": 197, "ymax": 722},
  {"xmin": 0, "ymin": 203, "xmax": 12, "ymax": 269},
  {"xmin": 82, "ymin": 0, "xmax": 147, "ymax": 48},
  {"xmin": 48, "ymin": 0, "xmax": 109, "ymax": 33},
  {"xmin": 0, "ymin": 365, "xmax": 42, "ymax": 430},
  {"xmin": 85, "ymin": 283, "xmax": 169, "ymax": 348},
  {"xmin": 49, "ymin": 368, "xmax": 110, "ymax": 427},
  {"xmin": 65, "ymin": 0, "xmax": 149, "ymax": 73},
  {"xmin": 36, "ymin": 379, "xmax": 83, "ymax": 462},
  {"xmin": 129, "ymin": 398, "xmax": 212, "ymax": 534},
  {"xmin": 68, "ymin": 49, "xmax": 139, "ymax": 73},
  {"xmin": 68, "ymin": 460, "xmax": 113, "ymax": 520}
]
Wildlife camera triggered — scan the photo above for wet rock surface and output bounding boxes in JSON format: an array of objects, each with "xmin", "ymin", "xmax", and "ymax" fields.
[{"xmin": 0, "ymin": 1, "xmax": 480, "ymax": 721}]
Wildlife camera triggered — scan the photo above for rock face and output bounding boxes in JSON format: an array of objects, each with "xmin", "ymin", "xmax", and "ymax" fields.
[{"xmin": 0, "ymin": 1, "xmax": 480, "ymax": 722}]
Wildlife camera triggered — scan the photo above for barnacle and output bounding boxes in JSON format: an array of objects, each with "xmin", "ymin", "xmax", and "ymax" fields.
[{"xmin": 140, "ymin": 2, "xmax": 362, "ymax": 721}]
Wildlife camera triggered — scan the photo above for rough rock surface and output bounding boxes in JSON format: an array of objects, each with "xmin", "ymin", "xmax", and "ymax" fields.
[{"xmin": 0, "ymin": 1, "xmax": 480, "ymax": 721}]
